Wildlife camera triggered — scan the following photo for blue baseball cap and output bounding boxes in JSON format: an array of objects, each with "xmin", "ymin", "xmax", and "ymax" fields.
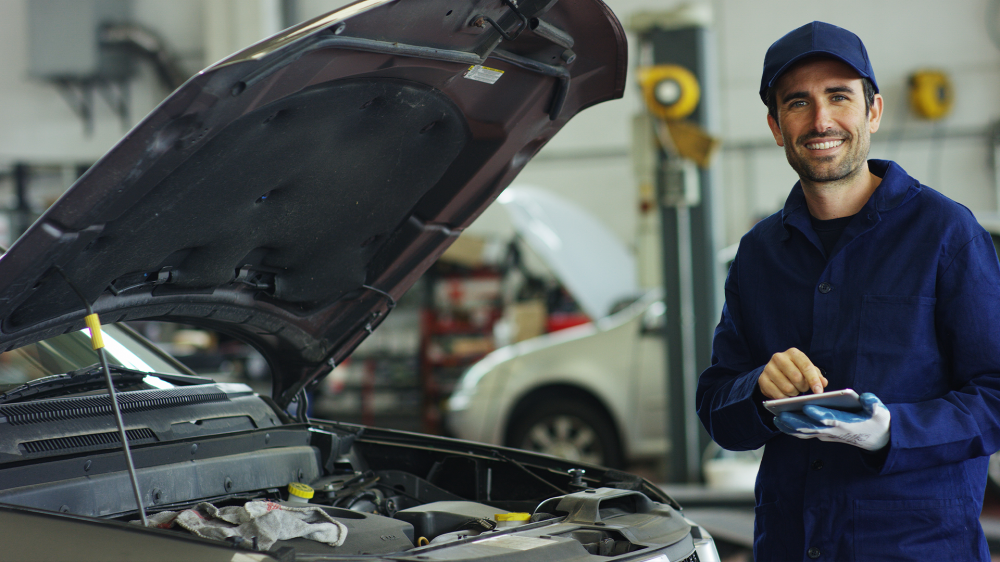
[{"xmin": 759, "ymin": 21, "xmax": 878, "ymax": 104}]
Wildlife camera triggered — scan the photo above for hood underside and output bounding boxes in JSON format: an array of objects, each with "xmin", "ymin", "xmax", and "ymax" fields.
[{"xmin": 0, "ymin": 0, "xmax": 627, "ymax": 405}]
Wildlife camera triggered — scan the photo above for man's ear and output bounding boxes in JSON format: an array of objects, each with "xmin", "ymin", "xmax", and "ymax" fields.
[
  {"xmin": 767, "ymin": 113, "xmax": 784, "ymax": 147},
  {"xmin": 868, "ymin": 93, "xmax": 884, "ymax": 134}
]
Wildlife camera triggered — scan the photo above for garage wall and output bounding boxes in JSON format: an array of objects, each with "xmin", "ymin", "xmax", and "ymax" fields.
[
  {"xmin": 0, "ymin": 0, "xmax": 205, "ymax": 162},
  {"xmin": 1, "ymin": 0, "xmax": 999, "ymax": 255}
]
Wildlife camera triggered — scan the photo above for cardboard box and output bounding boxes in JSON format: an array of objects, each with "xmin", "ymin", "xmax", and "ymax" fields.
[{"xmin": 509, "ymin": 300, "xmax": 547, "ymax": 343}]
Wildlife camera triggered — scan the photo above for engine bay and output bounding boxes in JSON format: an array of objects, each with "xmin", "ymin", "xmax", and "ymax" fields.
[{"xmin": 0, "ymin": 382, "xmax": 709, "ymax": 560}]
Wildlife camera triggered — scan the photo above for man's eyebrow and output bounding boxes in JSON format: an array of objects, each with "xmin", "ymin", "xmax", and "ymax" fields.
[
  {"xmin": 825, "ymin": 85, "xmax": 856, "ymax": 95},
  {"xmin": 781, "ymin": 91, "xmax": 808, "ymax": 104}
]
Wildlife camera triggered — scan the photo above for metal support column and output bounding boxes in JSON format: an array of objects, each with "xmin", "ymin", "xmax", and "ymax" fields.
[{"xmin": 642, "ymin": 24, "xmax": 719, "ymax": 483}]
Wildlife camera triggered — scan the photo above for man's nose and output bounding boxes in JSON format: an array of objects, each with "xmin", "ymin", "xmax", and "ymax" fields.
[{"xmin": 812, "ymin": 102, "xmax": 836, "ymax": 132}]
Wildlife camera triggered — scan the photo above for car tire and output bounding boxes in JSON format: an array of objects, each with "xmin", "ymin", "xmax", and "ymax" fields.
[
  {"xmin": 506, "ymin": 398, "xmax": 623, "ymax": 468},
  {"xmin": 988, "ymin": 451, "xmax": 1000, "ymax": 495}
]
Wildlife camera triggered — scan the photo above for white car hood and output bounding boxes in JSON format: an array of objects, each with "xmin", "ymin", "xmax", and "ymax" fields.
[{"xmin": 497, "ymin": 186, "xmax": 638, "ymax": 319}]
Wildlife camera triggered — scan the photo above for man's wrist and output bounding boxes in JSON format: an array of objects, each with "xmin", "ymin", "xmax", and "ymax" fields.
[{"xmin": 753, "ymin": 384, "xmax": 778, "ymax": 430}]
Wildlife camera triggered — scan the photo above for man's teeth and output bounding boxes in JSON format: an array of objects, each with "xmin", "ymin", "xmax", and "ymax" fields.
[{"xmin": 807, "ymin": 139, "xmax": 844, "ymax": 150}]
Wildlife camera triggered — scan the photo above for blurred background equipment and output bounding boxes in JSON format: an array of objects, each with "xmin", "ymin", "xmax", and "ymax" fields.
[
  {"xmin": 638, "ymin": 64, "xmax": 701, "ymax": 121},
  {"xmin": 909, "ymin": 69, "xmax": 954, "ymax": 120},
  {"xmin": 27, "ymin": 0, "xmax": 187, "ymax": 134}
]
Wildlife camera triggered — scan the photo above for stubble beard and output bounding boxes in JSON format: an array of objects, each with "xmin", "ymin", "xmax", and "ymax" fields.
[{"xmin": 784, "ymin": 129, "xmax": 870, "ymax": 187}]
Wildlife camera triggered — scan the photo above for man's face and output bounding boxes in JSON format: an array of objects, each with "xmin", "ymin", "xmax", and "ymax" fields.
[{"xmin": 767, "ymin": 58, "xmax": 883, "ymax": 187}]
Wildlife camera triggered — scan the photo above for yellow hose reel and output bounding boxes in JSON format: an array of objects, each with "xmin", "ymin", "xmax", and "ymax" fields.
[
  {"xmin": 909, "ymin": 70, "xmax": 953, "ymax": 120},
  {"xmin": 636, "ymin": 64, "xmax": 717, "ymax": 168},
  {"xmin": 638, "ymin": 64, "xmax": 701, "ymax": 120}
]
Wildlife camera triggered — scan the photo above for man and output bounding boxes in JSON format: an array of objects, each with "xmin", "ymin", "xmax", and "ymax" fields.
[{"xmin": 696, "ymin": 21, "xmax": 1000, "ymax": 561}]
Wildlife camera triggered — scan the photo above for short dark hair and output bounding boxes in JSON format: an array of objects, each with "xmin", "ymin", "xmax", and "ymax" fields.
[{"xmin": 766, "ymin": 76, "xmax": 876, "ymax": 126}]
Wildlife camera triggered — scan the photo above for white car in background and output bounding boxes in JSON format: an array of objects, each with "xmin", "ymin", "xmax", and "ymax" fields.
[
  {"xmin": 447, "ymin": 188, "xmax": 764, "ymax": 490},
  {"xmin": 446, "ymin": 187, "xmax": 669, "ymax": 469}
]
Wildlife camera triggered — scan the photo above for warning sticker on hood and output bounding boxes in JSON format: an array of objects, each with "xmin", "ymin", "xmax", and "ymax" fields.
[{"xmin": 464, "ymin": 65, "xmax": 504, "ymax": 84}]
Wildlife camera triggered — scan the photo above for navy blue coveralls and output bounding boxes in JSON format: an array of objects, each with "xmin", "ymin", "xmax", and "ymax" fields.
[{"xmin": 697, "ymin": 160, "xmax": 1000, "ymax": 561}]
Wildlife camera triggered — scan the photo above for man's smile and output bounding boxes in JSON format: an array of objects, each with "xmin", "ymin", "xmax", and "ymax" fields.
[{"xmin": 805, "ymin": 139, "xmax": 845, "ymax": 150}]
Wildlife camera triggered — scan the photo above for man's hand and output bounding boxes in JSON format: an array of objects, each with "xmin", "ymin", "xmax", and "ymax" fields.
[
  {"xmin": 758, "ymin": 347, "xmax": 828, "ymax": 399},
  {"xmin": 773, "ymin": 393, "xmax": 891, "ymax": 451}
]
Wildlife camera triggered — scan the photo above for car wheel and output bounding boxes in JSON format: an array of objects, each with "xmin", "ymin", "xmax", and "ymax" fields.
[
  {"xmin": 507, "ymin": 399, "xmax": 623, "ymax": 468},
  {"xmin": 988, "ymin": 451, "xmax": 1000, "ymax": 495}
]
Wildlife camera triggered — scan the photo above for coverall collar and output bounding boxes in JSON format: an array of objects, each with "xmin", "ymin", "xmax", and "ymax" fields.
[{"xmin": 779, "ymin": 159, "xmax": 919, "ymax": 242}]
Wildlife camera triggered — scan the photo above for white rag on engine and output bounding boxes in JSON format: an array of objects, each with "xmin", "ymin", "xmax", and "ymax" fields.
[{"xmin": 135, "ymin": 500, "xmax": 348, "ymax": 551}]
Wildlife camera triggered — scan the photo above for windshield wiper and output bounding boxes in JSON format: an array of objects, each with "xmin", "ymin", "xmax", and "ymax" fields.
[{"xmin": 0, "ymin": 364, "xmax": 214, "ymax": 404}]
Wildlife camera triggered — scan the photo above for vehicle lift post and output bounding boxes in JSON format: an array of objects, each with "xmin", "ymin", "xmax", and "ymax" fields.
[{"xmin": 633, "ymin": 11, "xmax": 722, "ymax": 483}]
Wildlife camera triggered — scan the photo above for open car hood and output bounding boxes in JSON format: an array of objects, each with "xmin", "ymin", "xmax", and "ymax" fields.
[
  {"xmin": 0, "ymin": 0, "xmax": 627, "ymax": 406},
  {"xmin": 498, "ymin": 186, "xmax": 639, "ymax": 319}
]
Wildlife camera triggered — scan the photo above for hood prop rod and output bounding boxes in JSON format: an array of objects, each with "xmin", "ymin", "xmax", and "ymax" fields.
[{"xmin": 57, "ymin": 268, "xmax": 149, "ymax": 527}]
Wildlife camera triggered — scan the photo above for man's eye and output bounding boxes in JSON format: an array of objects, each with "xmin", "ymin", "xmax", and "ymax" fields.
[
  {"xmin": 832, "ymin": 95, "xmax": 848, "ymax": 101},
  {"xmin": 789, "ymin": 100, "xmax": 806, "ymax": 108}
]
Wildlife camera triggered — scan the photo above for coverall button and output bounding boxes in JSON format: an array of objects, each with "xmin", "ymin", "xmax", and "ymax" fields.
[
  {"xmin": 812, "ymin": 459, "xmax": 823, "ymax": 470},
  {"xmin": 818, "ymin": 282, "xmax": 832, "ymax": 294},
  {"xmin": 808, "ymin": 546, "xmax": 821, "ymax": 558}
]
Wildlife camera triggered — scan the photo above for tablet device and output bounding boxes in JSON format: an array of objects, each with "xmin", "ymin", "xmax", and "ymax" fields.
[{"xmin": 763, "ymin": 389, "xmax": 862, "ymax": 415}]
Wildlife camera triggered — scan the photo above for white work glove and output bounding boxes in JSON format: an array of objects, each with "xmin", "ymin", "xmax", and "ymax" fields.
[{"xmin": 773, "ymin": 392, "xmax": 890, "ymax": 451}]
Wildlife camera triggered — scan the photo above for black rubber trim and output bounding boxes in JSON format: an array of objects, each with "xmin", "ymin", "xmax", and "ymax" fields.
[
  {"xmin": 0, "ymin": 389, "xmax": 229, "ymax": 426},
  {"xmin": 20, "ymin": 427, "xmax": 157, "ymax": 454}
]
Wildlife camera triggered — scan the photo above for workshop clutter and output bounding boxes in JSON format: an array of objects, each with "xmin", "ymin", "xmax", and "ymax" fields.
[{"xmin": 315, "ymin": 230, "xmax": 587, "ymax": 435}]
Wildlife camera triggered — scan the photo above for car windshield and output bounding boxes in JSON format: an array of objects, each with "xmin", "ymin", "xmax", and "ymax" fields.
[{"xmin": 0, "ymin": 324, "xmax": 186, "ymax": 389}]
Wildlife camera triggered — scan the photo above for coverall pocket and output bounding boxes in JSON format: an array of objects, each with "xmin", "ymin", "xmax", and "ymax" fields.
[
  {"xmin": 856, "ymin": 295, "xmax": 941, "ymax": 402},
  {"xmin": 854, "ymin": 497, "xmax": 966, "ymax": 561}
]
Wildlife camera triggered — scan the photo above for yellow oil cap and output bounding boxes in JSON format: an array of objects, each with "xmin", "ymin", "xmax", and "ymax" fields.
[
  {"xmin": 495, "ymin": 512, "xmax": 531, "ymax": 522},
  {"xmin": 288, "ymin": 482, "xmax": 314, "ymax": 500}
]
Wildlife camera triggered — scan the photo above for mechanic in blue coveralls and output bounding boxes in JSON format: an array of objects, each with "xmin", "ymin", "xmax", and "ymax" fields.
[{"xmin": 696, "ymin": 21, "xmax": 1000, "ymax": 561}]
